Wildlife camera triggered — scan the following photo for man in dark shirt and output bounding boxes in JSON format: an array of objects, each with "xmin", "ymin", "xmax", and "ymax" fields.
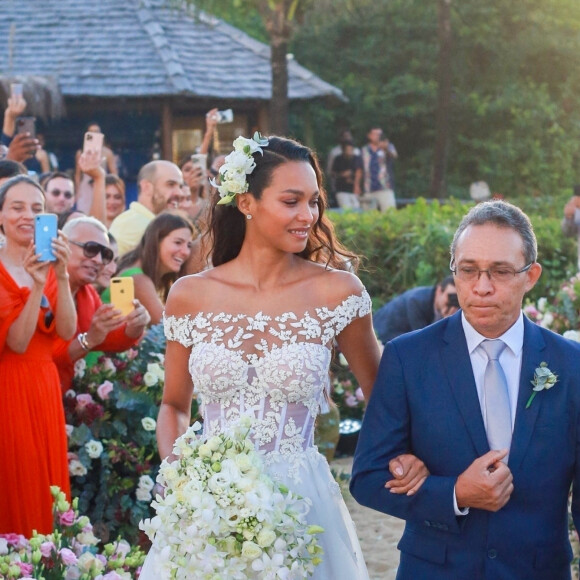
[
  {"xmin": 331, "ymin": 140, "xmax": 363, "ymax": 209},
  {"xmin": 373, "ymin": 276, "xmax": 458, "ymax": 344}
]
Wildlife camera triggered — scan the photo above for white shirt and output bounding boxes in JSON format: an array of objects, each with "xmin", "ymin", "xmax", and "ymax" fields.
[{"xmin": 453, "ymin": 311, "xmax": 525, "ymax": 515}]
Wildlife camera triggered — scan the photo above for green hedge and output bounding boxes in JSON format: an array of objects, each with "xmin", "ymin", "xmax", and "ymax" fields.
[{"xmin": 328, "ymin": 197, "xmax": 577, "ymax": 308}]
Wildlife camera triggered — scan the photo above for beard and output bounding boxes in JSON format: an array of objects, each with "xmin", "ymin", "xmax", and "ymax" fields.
[{"xmin": 151, "ymin": 190, "xmax": 168, "ymax": 214}]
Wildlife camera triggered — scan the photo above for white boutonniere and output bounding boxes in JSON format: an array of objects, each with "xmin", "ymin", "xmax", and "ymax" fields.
[{"xmin": 525, "ymin": 362, "xmax": 558, "ymax": 409}]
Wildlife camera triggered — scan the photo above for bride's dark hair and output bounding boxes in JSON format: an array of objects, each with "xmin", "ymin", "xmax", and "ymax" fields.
[{"xmin": 205, "ymin": 136, "xmax": 359, "ymax": 271}]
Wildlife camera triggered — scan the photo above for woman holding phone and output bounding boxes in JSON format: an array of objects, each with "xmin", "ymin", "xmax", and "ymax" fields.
[
  {"xmin": 0, "ymin": 175, "xmax": 76, "ymax": 536},
  {"xmin": 103, "ymin": 213, "xmax": 193, "ymax": 325}
]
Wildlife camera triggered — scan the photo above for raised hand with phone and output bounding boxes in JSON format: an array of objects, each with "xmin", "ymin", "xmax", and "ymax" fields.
[{"xmin": 2, "ymin": 87, "xmax": 39, "ymax": 163}]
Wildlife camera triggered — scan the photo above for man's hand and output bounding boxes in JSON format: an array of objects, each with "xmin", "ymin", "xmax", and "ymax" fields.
[
  {"xmin": 6, "ymin": 133, "xmax": 38, "ymax": 162},
  {"xmin": 455, "ymin": 449, "xmax": 513, "ymax": 512},
  {"xmin": 125, "ymin": 299, "xmax": 150, "ymax": 338},
  {"xmin": 85, "ymin": 303, "xmax": 125, "ymax": 348},
  {"xmin": 386, "ymin": 453, "xmax": 430, "ymax": 496}
]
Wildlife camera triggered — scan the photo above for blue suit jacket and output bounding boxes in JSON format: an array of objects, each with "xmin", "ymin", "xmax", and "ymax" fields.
[{"xmin": 351, "ymin": 312, "xmax": 580, "ymax": 580}]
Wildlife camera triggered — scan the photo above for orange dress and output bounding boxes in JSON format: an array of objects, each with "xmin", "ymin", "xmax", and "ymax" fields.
[{"xmin": 0, "ymin": 262, "xmax": 70, "ymax": 536}]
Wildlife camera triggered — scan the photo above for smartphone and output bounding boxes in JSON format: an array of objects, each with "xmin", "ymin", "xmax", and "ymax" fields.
[
  {"xmin": 216, "ymin": 109, "xmax": 233, "ymax": 124},
  {"xmin": 83, "ymin": 131, "xmax": 104, "ymax": 156},
  {"xmin": 15, "ymin": 116, "xmax": 36, "ymax": 139},
  {"xmin": 34, "ymin": 214, "xmax": 58, "ymax": 262},
  {"xmin": 110, "ymin": 277, "xmax": 135, "ymax": 316},
  {"xmin": 10, "ymin": 83, "xmax": 23, "ymax": 98},
  {"xmin": 190, "ymin": 153, "xmax": 207, "ymax": 170}
]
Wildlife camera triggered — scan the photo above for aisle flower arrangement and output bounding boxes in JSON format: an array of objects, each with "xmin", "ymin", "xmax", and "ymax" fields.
[
  {"xmin": 65, "ymin": 324, "xmax": 199, "ymax": 544},
  {"xmin": 140, "ymin": 417, "xmax": 324, "ymax": 579},
  {"xmin": 524, "ymin": 273, "xmax": 580, "ymax": 341},
  {"xmin": 0, "ymin": 487, "xmax": 145, "ymax": 579}
]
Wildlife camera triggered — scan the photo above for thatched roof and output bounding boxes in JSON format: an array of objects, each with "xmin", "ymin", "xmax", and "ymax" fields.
[
  {"xmin": 0, "ymin": 75, "xmax": 65, "ymax": 121},
  {"xmin": 0, "ymin": 0, "xmax": 344, "ymax": 107}
]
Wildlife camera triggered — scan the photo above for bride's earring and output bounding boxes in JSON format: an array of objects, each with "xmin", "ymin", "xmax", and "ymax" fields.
[{"xmin": 246, "ymin": 214, "xmax": 252, "ymax": 220}]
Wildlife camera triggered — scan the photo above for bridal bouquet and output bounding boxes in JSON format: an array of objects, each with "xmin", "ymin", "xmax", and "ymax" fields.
[{"xmin": 139, "ymin": 417, "xmax": 324, "ymax": 579}]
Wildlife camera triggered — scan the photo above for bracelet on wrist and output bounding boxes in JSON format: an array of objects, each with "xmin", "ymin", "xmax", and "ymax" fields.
[{"xmin": 77, "ymin": 332, "xmax": 91, "ymax": 352}]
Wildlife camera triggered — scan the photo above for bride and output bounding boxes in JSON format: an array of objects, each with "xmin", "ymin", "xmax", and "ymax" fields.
[{"xmin": 140, "ymin": 134, "xmax": 424, "ymax": 579}]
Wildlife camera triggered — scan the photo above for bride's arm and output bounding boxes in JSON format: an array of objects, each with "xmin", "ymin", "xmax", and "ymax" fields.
[
  {"xmin": 157, "ymin": 341, "xmax": 194, "ymax": 461},
  {"xmin": 156, "ymin": 281, "xmax": 196, "ymax": 462},
  {"xmin": 336, "ymin": 312, "xmax": 380, "ymax": 401}
]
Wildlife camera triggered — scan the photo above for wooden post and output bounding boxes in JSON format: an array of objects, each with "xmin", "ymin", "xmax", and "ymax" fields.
[{"xmin": 161, "ymin": 101, "xmax": 173, "ymax": 161}]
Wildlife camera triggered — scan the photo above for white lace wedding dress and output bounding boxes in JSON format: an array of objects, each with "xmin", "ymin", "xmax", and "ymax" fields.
[{"xmin": 140, "ymin": 290, "xmax": 371, "ymax": 580}]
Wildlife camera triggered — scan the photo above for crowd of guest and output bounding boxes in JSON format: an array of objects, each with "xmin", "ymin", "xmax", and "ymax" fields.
[
  {"xmin": 0, "ymin": 95, "xmax": 224, "ymax": 537},
  {"xmin": 326, "ymin": 126, "xmax": 398, "ymax": 211}
]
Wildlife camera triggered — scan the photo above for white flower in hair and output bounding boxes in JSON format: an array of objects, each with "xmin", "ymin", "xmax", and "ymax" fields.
[{"xmin": 213, "ymin": 132, "xmax": 269, "ymax": 206}]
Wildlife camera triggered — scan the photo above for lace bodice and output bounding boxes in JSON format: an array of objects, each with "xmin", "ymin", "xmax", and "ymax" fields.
[{"xmin": 163, "ymin": 289, "xmax": 371, "ymax": 481}]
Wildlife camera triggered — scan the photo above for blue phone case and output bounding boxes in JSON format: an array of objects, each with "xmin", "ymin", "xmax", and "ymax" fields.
[{"xmin": 35, "ymin": 214, "xmax": 58, "ymax": 262}]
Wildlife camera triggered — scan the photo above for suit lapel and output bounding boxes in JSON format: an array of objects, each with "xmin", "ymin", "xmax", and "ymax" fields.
[
  {"xmin": 442, "ymin": 314, "xmax": 489, "ymax": 457},
  {"xmin": 509, "ymin": 318, "xmax": 546, "ymax": 471}
]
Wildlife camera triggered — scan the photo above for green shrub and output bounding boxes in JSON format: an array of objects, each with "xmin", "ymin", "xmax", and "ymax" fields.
[{"xmin": 329, "ymin": 197, "xmax": 577, "ymax": 307}]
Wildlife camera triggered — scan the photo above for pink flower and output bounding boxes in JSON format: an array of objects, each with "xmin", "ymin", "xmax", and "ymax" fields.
[
  {"xmin": 127, "ymin": 349, "xmax": 138, "ymax": 360},
  {"xmin": 355, "ymin": 387, "xmax": 365, "ymax": 401},
  {"xmin": 345, "ymin": 394, "xmax": 358, "ymax": 407},
  {"xmin": 17, "ymin": 562, "xmax": 33, "ymax": 576},
  {"xmin": 101, "ymin": 358, "xmax": 116, "ymax": 373},
  {"xmin": 59, "ymin": 508, "xmax": 76, "ymax": 527},
  {"xmin": 97, "ymin": 380, "xmax": 114, "ymax": 401},
  {"xmin": 76, "ymin": 394, "xmax": 94, "ymax": 408},
  {"xmin": 0, "ymin": 533, "xmax": 28, "ymax": 549},
  {"xmin": 101, "ymin": 572, "xmax": 124, "ymax": 580},
  {"xmin": 59, "ymin": 547, "xmax": 78, "ymax": 566},
  {"xmin": 40, "ymin": 540, "xmax": 56, "ymax": 557}
]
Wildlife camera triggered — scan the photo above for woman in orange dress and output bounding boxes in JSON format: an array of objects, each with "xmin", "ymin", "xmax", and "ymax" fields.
[{"xmin": 0, "ymin": 175, "xmax": 77, "ymax": 536}]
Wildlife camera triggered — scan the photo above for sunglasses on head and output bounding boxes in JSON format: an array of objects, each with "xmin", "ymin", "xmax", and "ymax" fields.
[
  {"xmin": 69, "ymin": 240, "xmax": 114, "ymax": 264},
  {"xmin": 49, "ymin": 189, "xmax": 74, "ymax": 200}
]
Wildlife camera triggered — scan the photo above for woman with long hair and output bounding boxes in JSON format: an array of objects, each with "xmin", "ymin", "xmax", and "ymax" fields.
[
  {"xmin": 105, "ymin": 213, "xmax": 193, "ymax": 325},
  {"xmin": 140, "ymin": 136, "xmax": 425, "ymax": 578},
  {"xmin": 0, "ymin": 175, "xmax": 76, "ymax": 535}
]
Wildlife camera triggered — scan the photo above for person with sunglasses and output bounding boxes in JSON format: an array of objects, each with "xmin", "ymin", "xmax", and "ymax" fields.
[
  {"xmin": 52, "ymin": 216, "xmax": 150, "ymax": 391},
  {"xmin": 44, "ymin": 153, "xmax": 106, "ymax": 226}
]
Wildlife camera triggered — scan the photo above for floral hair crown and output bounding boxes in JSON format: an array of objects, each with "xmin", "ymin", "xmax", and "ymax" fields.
[{"xmin": 212, "ymin": 132, "xmax": 269, "ymax": 206}]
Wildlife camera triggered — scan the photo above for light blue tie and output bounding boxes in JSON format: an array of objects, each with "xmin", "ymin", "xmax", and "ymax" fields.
[{"xmin": 480, "ymin": 340, "xmax": 512, "ymax": 459}]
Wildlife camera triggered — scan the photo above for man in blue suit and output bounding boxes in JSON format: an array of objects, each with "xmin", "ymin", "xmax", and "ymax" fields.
[{"xmin": 351, "ymin": 200, "xmax": 580, "ymax": 579}]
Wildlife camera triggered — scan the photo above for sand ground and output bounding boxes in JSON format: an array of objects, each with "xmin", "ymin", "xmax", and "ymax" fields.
[{"xmin": 330, "ymin": 457, "xmax": 404, "ymax": 580}]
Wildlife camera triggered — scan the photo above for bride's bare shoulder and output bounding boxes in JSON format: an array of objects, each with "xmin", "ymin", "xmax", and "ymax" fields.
[
  {"xmin": 304, "ymin": 263, "xmax": 366, "ymax": 304},
  {"xmin": 164, "ymin": 268, "xmax": 234, "ymax": 317}
]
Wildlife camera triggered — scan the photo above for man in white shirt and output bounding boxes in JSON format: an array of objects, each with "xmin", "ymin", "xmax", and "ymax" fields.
[{"xmin": 352, "ymin": 200, "xmax": 580, "ymax": 580}]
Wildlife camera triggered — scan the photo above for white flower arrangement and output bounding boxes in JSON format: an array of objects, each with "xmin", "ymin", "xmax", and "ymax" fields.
[
  {"xmin": 140, "ymin": 417, "xmax": 324, "ymax": 579},
  {"xmin": 212, "ymin": 133, "xmax": 269, "ymax": 206}
]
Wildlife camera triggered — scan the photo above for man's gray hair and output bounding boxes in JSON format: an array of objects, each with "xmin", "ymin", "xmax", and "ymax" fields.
[
  {"xmin": 62, "ymin": 216, "xmax": 108, "ymax": 238},
  {"xmin": 450, "ymin": 200, "xmax": 537, "ymax": 265}
]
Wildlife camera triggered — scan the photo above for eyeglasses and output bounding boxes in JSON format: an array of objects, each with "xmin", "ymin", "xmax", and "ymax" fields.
[
  {"xmin": 69, "ymin": 240, "xmax": 114, "ymax": 264},
  {"xmin": 450, "ymin": 261, "xmax": 533, "ymax": 283},
  {"xmin": 49, "ymin": 189, "xmax": 74, "ymax": 200}
]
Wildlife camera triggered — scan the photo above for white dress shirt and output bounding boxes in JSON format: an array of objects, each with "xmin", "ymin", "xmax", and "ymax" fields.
[{"xmin": 452, "ymin": 311, "xmax": 525, "ymax": 515}]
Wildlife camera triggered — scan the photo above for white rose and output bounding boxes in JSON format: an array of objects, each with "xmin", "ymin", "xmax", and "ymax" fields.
[
  {"xmin": 143, "ymin": 371, "xmax": 158, "ymax": 387},
  {"xmin": 69, "ymin": 459, "xmax": 88, "ymax": 477},
  {"xmin": 74, "ymin": 359, "xmax": 86, "ymax": 378},
  {"xmin": 241, "ymin": 541, "xmax": 263, "ymax": 560},
  {"xmin": 141, "ymin": 417, "xmax": 156, "ymax": 431},
  {"xmin": 136, "ymin": 487, "xmax": 152, "ymax": 502},
  {"xmin": 563, "ymin": 330, "xmax": 580, "ymax": 342},
  {"xmin": 85, "ymin": 440, "xmax": 104, "ymax": 459},
  {"xmin": 147, "ymin": 362, "xmax": 165, "ymax": 380},
  {"xmin": 540, "ymin": 311, "xmax": 554, "ymax": 329},
  {"xmin": 138, "ymin": 475, "xmax": 155, "ymax": 492},
  {"xmin": 257, "ymin": 528, "xmax": 277, "ymax": 548}
]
